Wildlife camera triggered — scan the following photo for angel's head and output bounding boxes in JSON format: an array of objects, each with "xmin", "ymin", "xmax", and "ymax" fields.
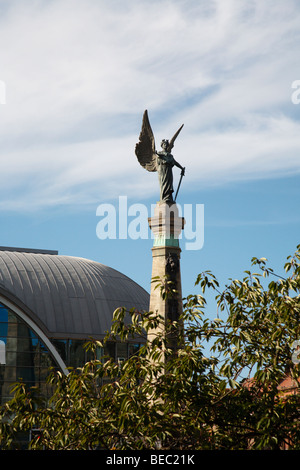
[{"xmin": 161, "ymin": 139, "xmax": 169, "ymax": 150}]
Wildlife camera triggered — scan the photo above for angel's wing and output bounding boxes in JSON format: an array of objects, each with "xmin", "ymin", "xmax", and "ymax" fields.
[
  {"xmin": 135, "ymin": 110, "xmax": 157, "ymax": 172},
  {"xmin": 167, "ymin": 123, "xmax": 184, "ymax": 152}
]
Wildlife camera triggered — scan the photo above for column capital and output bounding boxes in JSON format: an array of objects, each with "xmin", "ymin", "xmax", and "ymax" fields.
[{"xmin": 148, "ymin": 202, "xmax": 185, "ymax": 248}]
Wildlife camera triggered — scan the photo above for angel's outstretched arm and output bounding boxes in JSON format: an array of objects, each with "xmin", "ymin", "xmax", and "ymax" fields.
[{"xmin": 174, "ymin": 159, "xmax": 185, "ymax": 175}]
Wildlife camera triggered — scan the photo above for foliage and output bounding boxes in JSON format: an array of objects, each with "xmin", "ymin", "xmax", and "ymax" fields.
[{"xmin": 1, "ymin": 246, "xmax": 300, "ymax": 450}]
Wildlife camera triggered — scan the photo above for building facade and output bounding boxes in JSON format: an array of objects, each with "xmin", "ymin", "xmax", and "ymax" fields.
[{"xmin": 0, "ymin": 247, "xmax": 149, "ymax": 404}]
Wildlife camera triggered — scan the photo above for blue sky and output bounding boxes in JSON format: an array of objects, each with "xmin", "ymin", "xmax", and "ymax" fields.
[{"xmin": 0, "ymin": 0, "xmax": 299, "ymax": 317}]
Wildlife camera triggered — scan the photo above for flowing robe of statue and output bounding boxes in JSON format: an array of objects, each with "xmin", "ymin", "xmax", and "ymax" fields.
[
  {"xmin": 157, "ymin": 152, "xmax": 176, "ymax": 203},
  {"xmin": 135, "ymin": 110, "xmax": 185, "ymax": 204}
]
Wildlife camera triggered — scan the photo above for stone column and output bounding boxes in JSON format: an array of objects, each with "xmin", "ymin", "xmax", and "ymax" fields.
[{"xmin": 148, "ymin": 202, "xmax": 185, "ymax": 353}]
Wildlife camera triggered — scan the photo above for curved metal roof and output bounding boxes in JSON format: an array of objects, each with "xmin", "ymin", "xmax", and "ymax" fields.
[{"xmin": 0, "ymin": 250, "xmax": 149, "ymax": 340}]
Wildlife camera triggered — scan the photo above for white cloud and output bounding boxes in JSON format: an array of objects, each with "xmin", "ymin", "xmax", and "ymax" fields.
[{"xmin": 0, "ymin": 0, "xmax": 299, "ymax": 211}]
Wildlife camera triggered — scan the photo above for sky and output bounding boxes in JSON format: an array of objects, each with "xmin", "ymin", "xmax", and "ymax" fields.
[{"xmin": 0, "ymin": 0, "xmax": 299, "ymax": 318}]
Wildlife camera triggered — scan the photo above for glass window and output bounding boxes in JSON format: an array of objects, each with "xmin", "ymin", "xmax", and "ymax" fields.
[
  {"xmin": 0, "ymin": 302, "xmax": 59, "ymax": 405},
  {"xmin": 0, "ymin": 303, "xmax": 144, "ymax": 406},
  {"xmin": 117, "ymin": 342, "xmax": 127, "ymax": 362},
  {"xmin": 69, "ymin": 340, "xmax": 86, "ymax": 369},
  {"xmin": 104, "ymin": 341, "xmax": 115, "ymax": 361},
  {"xmin": 51, "ymin": 339, "xmax": 103, "ymax": 369},
  {"xmin": 51, "ymin": 339, "xmax": 67, "ymax": 363},
  {"xmin": 0, "ymin": 305, "xmax": 8, "ymax": 322},
  {"xmin": 128, "ymin": 343, "xmax": 140, "ymax": 357}
]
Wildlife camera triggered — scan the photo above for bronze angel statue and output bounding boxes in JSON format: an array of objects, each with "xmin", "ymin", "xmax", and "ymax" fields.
[{"xmin": 135, "ymin": 110, "xmax": 185, "ymax": 204}]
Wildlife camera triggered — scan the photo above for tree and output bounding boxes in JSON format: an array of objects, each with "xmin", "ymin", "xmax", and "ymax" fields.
[{"xmin": 1, "ymin": 246, "xmax": 300, "ymax": 450}]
